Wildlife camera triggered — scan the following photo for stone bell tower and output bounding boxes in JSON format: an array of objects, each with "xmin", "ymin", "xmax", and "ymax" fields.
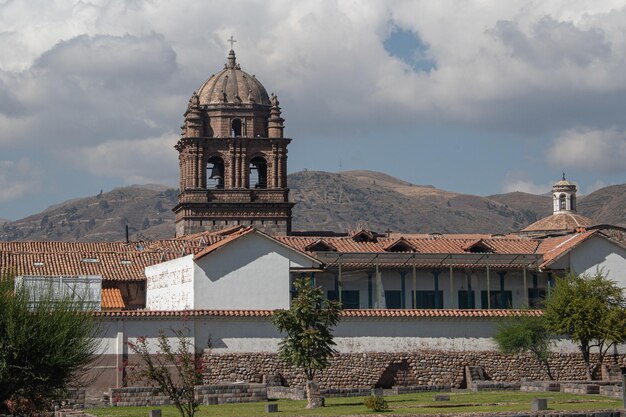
[{"xmin": 173, "ymin": 48, "xmax": 294, "ymax": 236}]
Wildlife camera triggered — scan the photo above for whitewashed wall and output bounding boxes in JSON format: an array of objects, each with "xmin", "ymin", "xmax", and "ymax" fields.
[
  {"xmin": 96, "ymin": 315, "xmax": 590, "ymax": 358},
  {"xmin": 193, "ymin": 232, "xmax": 319, "ymax": 310},
  {"xmin": 145, "ymin": 255, "xmax": 195, "ymax": 310},
  {"xmin": 550, "ymin": 234, "xmax": 626, "ymax": 287}
]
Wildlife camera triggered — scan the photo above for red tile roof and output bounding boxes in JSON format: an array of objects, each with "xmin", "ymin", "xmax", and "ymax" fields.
[
  {"xmin": 93, "ymin": 308, "xmax": 543, "ymax": 318},
  {"xmin": 536, "ymin": 231, "xmax": 597, "ymax": 268},
  {"xmin": 522, "ymin": 213, "xmax": 594, "ymax": 232},
  {"xmin": 194, "ymin": 227, "xmax": 255, "ymax": 259},
  {"xmin": 0, "ymin": 227, "xmax": 245, "ymax": 281},
  {"xmin": 276, "ymin": 235, "xmax": 540, "ymax": 256},
  {"xmin": 1, "ymin": 227, "xmax": 616, "ymax": 288},
  {"xmin": 101, "ymin": 287, "xmax": 125, "ymax": 310}
]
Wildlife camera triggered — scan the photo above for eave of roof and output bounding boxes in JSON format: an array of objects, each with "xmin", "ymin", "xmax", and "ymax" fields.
[{"xmin": 93, "ymin": 308, "xmax": 543, "ymax": 318}]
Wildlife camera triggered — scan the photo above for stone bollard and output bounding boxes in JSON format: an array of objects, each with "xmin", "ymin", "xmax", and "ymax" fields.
[
  {"xmin": 434, "ymin": 394, "xmax": 450, "ymax": 401},
  {"xmin": 148, "ymin": 410, "xmax": 162, "ymax": 417},
  {"xmin": 531, "ymin": 398, "xmax": 548, "ymax": 411},
  {"xmin": 265, "ymin": 403, "xmax": 279, "ymax": 413},
  {"xmin": 371, "ymin": 388, "xmax": 384, "ymax": 397}
]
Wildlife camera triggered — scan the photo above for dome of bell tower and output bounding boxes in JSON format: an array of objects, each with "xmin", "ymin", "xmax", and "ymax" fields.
[
  {"xmin": 520, "ymin": 174, "xmax": 594, "ymax": 235},
  {"xmin": 196, "ymin": 50, "xmax": 271, "ymax": 106},
  {"xmin": 174, "ymin": 45, "xmax": 293, "ymax": 237}
]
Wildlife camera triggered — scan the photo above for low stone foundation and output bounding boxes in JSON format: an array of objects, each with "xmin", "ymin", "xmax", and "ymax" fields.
[
  {"xmin": 561, "ymin": 383, "xmax": 601, "ymax": 395},
  {"xmin": 521, "ymin": 381, "xmax": 562, "ymax": 392},
  {"xmin": 600, "ymin": 385, "xmax": 623, "ymax": 398},
  {"xmin": 203, "ymin": 351, "xmax": 626, "ymax": 389},
  {"xmin": 109, "ymin": 384, "xmax": 267, "ymax": 407},
  {"xmin": 195, "ymin": 383, "xmax": 267, "ymax": 404},
  {"xmin": 110, "ymin": 387, "xmax": 170, "ymax": 407}
]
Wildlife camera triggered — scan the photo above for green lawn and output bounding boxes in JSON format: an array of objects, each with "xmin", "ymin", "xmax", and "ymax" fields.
[{"xmin": 89, "ymin": 391, "xmax": 623, "ymax": 417}]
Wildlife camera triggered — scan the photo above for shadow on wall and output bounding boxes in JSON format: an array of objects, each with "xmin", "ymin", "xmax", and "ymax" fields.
[{"xmin": 375, "ymin": 359, "xmax": 417, "ymax": 388}]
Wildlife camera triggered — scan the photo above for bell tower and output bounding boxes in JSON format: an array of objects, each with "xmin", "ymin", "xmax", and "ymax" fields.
[
  {"xmin": 552, "ymin": 173, "xmax": 578, "ymax": 214},
  {"xmin": 173, "ymin": 48, "xmax": 294, "ymax": 236}
]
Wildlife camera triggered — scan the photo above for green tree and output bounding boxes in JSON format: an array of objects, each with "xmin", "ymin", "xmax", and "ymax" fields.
[
  {"xmin": 543, "ymin": 271, "xmax": 626, "ymax": 380},
  {"xmin": 0, "ymin": 278, "xmax": 101, "ymax": 415},
  {"xmin": 494, "ymin": 313, "xmax": 554, "ymax": 380},
  {"xmin": 272, "ymin": 278, "xmax": 341, "ymax": 408},
  {"xmin": 128, "ymin": 327, "xmax": 203, "ymax": 417}
]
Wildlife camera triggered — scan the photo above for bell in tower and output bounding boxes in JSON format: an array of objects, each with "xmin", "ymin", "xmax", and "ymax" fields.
[{"xmin": 173, "ymin": 44, "xmax": 294, "ymax": 236}]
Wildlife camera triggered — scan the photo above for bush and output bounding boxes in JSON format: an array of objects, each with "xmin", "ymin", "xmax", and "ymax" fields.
[
  {"xmin": 363, "ymin": 395, "xmax": 389, "ymax": 411},
  {"xmin": 0, "ymin": 278, "xmax": 101, "ymax": 414}
]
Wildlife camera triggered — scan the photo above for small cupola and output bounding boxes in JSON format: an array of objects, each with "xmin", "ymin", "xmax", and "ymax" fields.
[{"xmin": 552, "ymin": 173, "xmax": 578, "ymax": 214}]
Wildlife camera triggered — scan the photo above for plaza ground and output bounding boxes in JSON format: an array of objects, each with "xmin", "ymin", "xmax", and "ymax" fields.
[{"xmin": 89, "ymin": 390, "xmax": 623, "ymax": 417}]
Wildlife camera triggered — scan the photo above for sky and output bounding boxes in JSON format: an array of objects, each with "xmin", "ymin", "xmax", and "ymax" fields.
[{"xmin": 1, "ymin": 0, "xmax": 626, "ymax": 220}]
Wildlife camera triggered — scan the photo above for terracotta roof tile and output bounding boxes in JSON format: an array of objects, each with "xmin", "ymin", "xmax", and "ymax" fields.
[
  {"xmin": 536, "ymin": 231, "xmax": 597, "ymax": 268},
  {"xmin": 101, "ymin": 287, "xmax": 125, "ymax": 310},
  {"xmin": 93, "ymin": 308, "xmax": 542, "ymax": 318},
  {"xmin": 522, "ymin": 213, "xmax": 594, "ymax": 232},
  {"xmin": 194, "ymin": 227, "xmax": 255, "ymax": 259},
  {"xmin": 0, "ymin": 228, "xmax": 237, "ymax": 281},
  {"xmin": 276, "ymin": 235, "xmax": 539, "ymax": 256}
]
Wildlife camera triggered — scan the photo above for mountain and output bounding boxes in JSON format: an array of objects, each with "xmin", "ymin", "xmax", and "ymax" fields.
[
  {"xmin": 1, "ymin": 170, "xmax": 624, "ymax": 241},
  {"xmin": 290, "ymin": 170, "xmax": 542, "ymax": 233},
  {"xmin": 578, "ymin": 184, "xmax": 626, "ymax": 228},
  {"xmin": 0, "ymin": 186, "xmax": 178, "ymax": 242}
]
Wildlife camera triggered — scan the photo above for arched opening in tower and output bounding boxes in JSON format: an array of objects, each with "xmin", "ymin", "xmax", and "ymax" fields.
[
  {"xmin": 249, "ymin": 157, "xmax": 267, "ymax": 189},
  {"xmin": 231, "ymin": 118, "xmax": 242, "ymax": 137},
  {"xmin": 207, "ymin": 156, "xmax": 225, "ymax": 189},
  {"xmin": 559, "ymin": 194, "xmax": 566, "ymax": 210}
]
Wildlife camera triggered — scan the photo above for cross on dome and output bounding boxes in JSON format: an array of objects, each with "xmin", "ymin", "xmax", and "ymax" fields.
[{"xmin": 227, "ymin": 35, "xmax": 237, "ymax": 50}]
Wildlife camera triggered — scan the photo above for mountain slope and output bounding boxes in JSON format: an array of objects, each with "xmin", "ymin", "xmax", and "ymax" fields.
[
  {"xmin": 290, "ymin": 171, "xmax": 541, "ymax": 233},
  {"xmin": 1, "ymin": 170, "xmax": 624, "ymax": 241}
]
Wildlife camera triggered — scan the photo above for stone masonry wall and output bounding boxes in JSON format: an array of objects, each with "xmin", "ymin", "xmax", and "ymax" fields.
[
  {"xmin": 109, "ymin": 384, "xmax": 267, "ymax": 407},
  {"xmin": 203, "ymin": 351, "xmax": 626, "ymax": 389}
]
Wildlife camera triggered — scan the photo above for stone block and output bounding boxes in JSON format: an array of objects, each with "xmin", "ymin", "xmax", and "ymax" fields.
[
  {"xmin": 371, "ymin": 388, "xmax": 383, "ymax": 397},
  {"xmin": 434, "ymin": 394, "xmax": 450, "ymax": 401},
  {"xmin": 265, "ymin": 403, "xmax": 278, "ymax": 413},
  {"xmin": 148, "ymin": 410, "xmax": 161, "ymax": 417},
  {"xmin": 531, "ymin": 398, "xmax": 548, "ymax": 411},
  {"xmin": 205, "ymin": 397, "xmax": 218, "ymax": 405}
]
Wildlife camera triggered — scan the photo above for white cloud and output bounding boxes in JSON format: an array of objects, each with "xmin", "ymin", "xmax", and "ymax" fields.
[
  {"xmin": 63, "ymin": 133, "xmax": 179, "ymax": 185},
  {"xmin": 548, "ymin": 128, "xmax": 626, "ymax": 173},
  {"xmin": 502, "ymin": 172, "xmax": 551, "ymax": 194},
  {"xmin": 0, "ymin": 158, "xmax": 43, "ymax": 203},
  {"xmin": 2, "ymin": 1, "xmax": 626, "ymax": 137},
  {"xmin": 0, "ymin": 0, "xmax": 624, "ymax": 213}
]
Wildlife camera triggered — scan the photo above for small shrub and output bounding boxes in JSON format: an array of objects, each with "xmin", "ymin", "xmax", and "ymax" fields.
[{"xmin": 364, "ymin": 395, "xmax": 389, "ymax": 412}]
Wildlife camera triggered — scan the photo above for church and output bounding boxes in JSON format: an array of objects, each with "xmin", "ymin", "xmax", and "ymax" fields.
[{"xmin": 2, "ymin": 47, "xmax": 626, "ymax": 396}]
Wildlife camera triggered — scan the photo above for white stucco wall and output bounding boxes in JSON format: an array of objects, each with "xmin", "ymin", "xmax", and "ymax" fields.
[
  {"xmin": 193, "ymin": 232, "xmax": 319, "ymax": 310},
  {"xmin": 96, "ymin": 315, "xmax": 590, "ymax": 357},
  {"xmin": 549, "ymin": 235, "xmax": 626, "ymax": 287},
  {"xmin": 145, "ymin": 255, "xmax": 195, "ymax": 310}
]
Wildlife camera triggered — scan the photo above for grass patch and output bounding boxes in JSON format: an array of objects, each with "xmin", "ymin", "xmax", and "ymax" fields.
[{"xmin": 89, "ymin": 391, "xmax": 622, "ymax": 417}]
